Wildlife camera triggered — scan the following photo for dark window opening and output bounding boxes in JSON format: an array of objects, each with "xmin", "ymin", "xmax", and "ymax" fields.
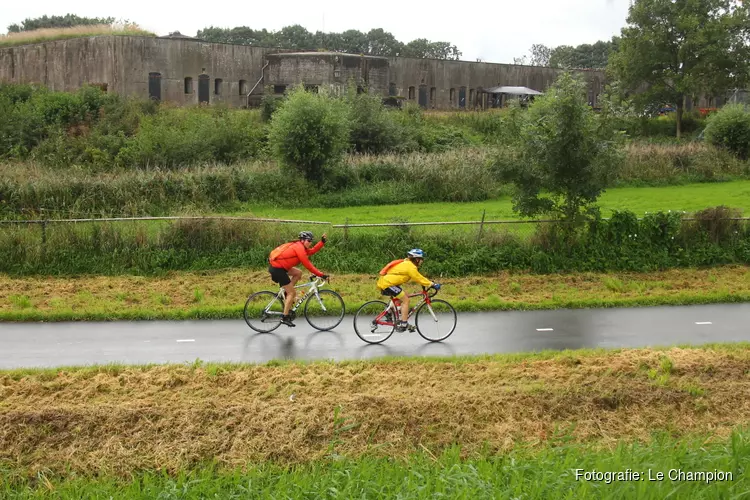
[
  {"xmin": 304, "ymin": 84, "xmax": 319, "ymax": 93},
  {"xmin": 459, "ymin": 87, "xmax": 466, "ymax": 109},
  {"xmin": 214, "ymin": 78, "xmax": 223, "ymax": 95},
  {"xmin": 408, "ymin": 86, "xmax": 415, "ymax": 100},
  {"xmin": 198, "ymin": 74, "xmax": 210, "ymax": 104},
  {"xmin": 449, "ymin": 88, "xmax": 455, "ymax": 104},
  {"xmin": 418, "ymin": 85, "xmax": 428, "ymax": 108},
  {"xmin": 184, "ymin": 77, "xmax": 193, "ymax": 94},
  {"xmin": 148, "ymin": 72, "xmax": 161, "ymax": 101},
  {"xmin": 469, "ymin": 89, "xmax": 475, "ymax": 107},
  {"xmin": 357, "ymin": 86, "xmax": 365, "ymax": 94},
  {"xmin": 274, "ymin": 85, "xmax": 287, "ymax": 94},
  {"xmin": 430, "ymin": 87, "xmax": 436, "ymax": 107},
  {"xmin": 389, "ymin": 83, "xmax": 397, "ymax": 96},
  {"xmin": 239, "ymin": 79, "xmax": 248, "ymax": 95}
]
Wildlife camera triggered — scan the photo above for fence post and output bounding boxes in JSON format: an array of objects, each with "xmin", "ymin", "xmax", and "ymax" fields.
[
  {"xmin": 344, "ymin": 218, "xmax": 349, "ymax": 242},
  {"xmin": 477, "ymin": 209, "xmax": 486, "ymax": 242},
  {"xmin": 41, "ymin": 220, "xmax": 48, "ymax": 260}
]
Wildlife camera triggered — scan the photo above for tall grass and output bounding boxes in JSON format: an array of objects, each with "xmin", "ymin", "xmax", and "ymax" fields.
[
  {"xmin": 0, "ymin": 209, "xmax": 748, "ymax": 276},
  {"xmin": 2, "ymin": 430, "xmax": 748, "ymax": 498},
  {"xmin": 0, "ymin": 24, "xmax": 155, "ymax": 48},
  {"xmin": 616, "ymin": 142, "xmax": 750, "ymax": 185},
  {"xmin": 2, "ymin": 142, "xmax": 749, "ymax": 219}
]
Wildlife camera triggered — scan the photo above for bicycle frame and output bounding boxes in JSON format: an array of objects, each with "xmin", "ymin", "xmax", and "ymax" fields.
[
  {"xmin": 261, "ymin": 276, "xmax": 329, "ymax": 317},
  {"xmin": 375, "ymin": 287, "xmax": 439, "ymax": 327}
]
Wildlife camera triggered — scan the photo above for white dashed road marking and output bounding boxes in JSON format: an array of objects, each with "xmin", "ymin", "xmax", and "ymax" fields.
[
  {"xmin": 536, "ymin": 328, "xmax": 554, "ymax": 332},
  {"xmin": 176, "ymin": 339, "xmax": 196, "ymax": 343},
  {"xmin": 695, "ymin": 322, "xmax": 713, "ymax": 325}
]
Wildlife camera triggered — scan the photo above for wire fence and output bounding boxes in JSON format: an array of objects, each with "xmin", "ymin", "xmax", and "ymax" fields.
[{"xmin": 2, "ymin": 212, "xmax": 750, "ymax": 252}]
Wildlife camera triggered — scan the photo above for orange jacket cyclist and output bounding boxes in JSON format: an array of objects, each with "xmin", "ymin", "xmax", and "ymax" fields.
[
  {"xmin": 376, "ymin": 248, "xmax": 441, "ymax": 332},
  {"xmin": 268, "ymin": 230, "xmax": 329, "ymax": 327}
]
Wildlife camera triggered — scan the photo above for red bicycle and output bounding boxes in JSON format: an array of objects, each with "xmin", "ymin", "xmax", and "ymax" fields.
[{"xmin": 353, "ymin": 285, "xmax": 457, "ymax": 344}]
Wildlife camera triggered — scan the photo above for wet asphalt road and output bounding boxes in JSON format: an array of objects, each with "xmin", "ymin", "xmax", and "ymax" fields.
[{"xmin": 0, "ymin": 302, "xmax": 749, "ymax": 369}]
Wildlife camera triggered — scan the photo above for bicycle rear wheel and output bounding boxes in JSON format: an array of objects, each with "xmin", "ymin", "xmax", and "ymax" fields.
[
  {"xmin": 244, "ymin": 291, "xmax": 284, "ymax": 333},
  {"xmin": 353, "ymin": 300, "xmax": 395, "ymax": 344},
  {"xmin": 415, "ymin": 299, "xmax": 457, "ymax": 342},
  {"xmin": 304, "ymin": 289, "xmax": 346, "ymax": 331}
]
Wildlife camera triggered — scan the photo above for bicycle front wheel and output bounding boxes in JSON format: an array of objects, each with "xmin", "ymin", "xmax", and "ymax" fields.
[
  {"xmin": 353, "ymin": 300, "xmax": 395, "ymax": 344},
  {"xmin": 304, "ymin": 289, "xmax": 346, "ymax": 331},
  {"xmin": 244, "ymin": 291, "xmax": 284, "ymax": 333},
  {"xmin": 415, "ymin": 299, "xmax": 457, "ymax": 342}
]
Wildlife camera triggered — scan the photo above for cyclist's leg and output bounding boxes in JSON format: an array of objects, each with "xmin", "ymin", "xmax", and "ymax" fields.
[
  {"xmin": 288, "ymin": 266, "xmax": 302, "ymax": 287},
  {"xmin": 382, "ymin": 286, "xmax": 408, "ymax": 330},
  {"xmin": 270, "ymin": 266, "xmax": 295, "ymax": 325},
  {"xmin": 283, "ymin": 267, "xmax": 302, "ymax": 316}
]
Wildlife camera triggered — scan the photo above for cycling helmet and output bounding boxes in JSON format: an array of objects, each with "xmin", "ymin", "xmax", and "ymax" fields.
[
  {"xmin": 298, "ymin": 231, "xmax": 314, "ymax": 241},
  {"xmin": 407, "ymin": 248, "xmax": 424, "ymax": 258}
]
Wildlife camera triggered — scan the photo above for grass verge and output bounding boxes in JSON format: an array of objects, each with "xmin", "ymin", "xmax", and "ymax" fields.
[
  {"xmin": 1, "ymin": 345, "xmax": 749, "ymax": 484},
  {"xmin": 2, "ymin": 430, "xmax": 748, "ymax": 498},
  {"xmin": 0, "ymin": 265, "xmax": 749, "ymax": 321}
]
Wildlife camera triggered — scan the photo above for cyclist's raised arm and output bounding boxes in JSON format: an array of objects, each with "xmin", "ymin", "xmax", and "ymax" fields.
[{"xmin": 306, "ymin": 239, "xmax": 325, "ymax": 256}]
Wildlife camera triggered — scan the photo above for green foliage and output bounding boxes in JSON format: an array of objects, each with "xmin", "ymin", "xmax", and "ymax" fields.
[
  {"xmin": 115, "ymin": 105, "xmax": 266, "ymax": 168},
  {"xmin": 260, "ymin": 86, "xmax": 283, "ymax": 122},
  {"xmin": 196, "ymin": 25, "xmax": 460, "ymax": 59},
  {"xmin": 345, "ymin": 89, "xmax": 401, "ymax": 154},
  {"xmin": 1, "ymin": 207, "xmax": 749, "ymax": 277},
  {"xmin": 6, "ymin": 14, "xmax": 116, "ymax": 33},
  {"xmin": 608, "ymin": 0, "xmax": 750, "ymax": 137},
  {"xmin": 495, "ymin": 73, "xmax": 624, "ymax": 222},
  {"xmin": 267, "ymin": 85, "xmax": 351, "ymax": 185},
  {"xmin": 704, "ymin": 104, "xmax": 750, "ymax": 160},
  {"xmin": 548, "ymin": 38, "xmax": 619, "ymax": 69}
]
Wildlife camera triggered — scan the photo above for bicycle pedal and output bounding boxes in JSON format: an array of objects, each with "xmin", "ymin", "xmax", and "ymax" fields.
[{"xmin": 407, "ymin": 325, "xmax": 416, "ymax": 332}]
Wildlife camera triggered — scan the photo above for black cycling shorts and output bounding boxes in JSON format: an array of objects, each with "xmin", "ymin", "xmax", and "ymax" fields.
[
  {"xmin": 269, "ymin": 265, "xmax": 291, "ymax": 286},
  {"xmin": 380, "ymin": 285, "xmax": 403, "ymax": 297}
]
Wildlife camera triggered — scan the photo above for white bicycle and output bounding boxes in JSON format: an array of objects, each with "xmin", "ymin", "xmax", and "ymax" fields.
[{"xmin": 243, "ymin": 276, "xmax": 345, "ymax": 333}]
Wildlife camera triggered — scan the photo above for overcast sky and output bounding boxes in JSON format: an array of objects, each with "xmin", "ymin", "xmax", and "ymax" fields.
[{"xmin": 2, "ymin": 0, "xmax": 632, "ymax": 63}]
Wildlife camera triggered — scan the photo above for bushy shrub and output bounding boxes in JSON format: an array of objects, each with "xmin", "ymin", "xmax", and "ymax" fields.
[
  {"xmin": 704, "ymin": 104, "xmax": 750, "ymax": 160},
  {"xmin": 267, "ymin": 85, "xmax": 351, "ymax": 184},
  {"xmin": 260, "ymin": 87, "xmax": 283, "ymax": 122},
  {"xmin": 346, "ymin": 90, "xmax": 402, "ymax": 154},
  {"xmin": 115, "ymin": 104, "xmax": 267, "ymax": 168}
]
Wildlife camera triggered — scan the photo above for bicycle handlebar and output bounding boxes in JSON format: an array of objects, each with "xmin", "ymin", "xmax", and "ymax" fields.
[{"xmin": 422, "ymin": 285, "xmax": 440, "ymax": 297}]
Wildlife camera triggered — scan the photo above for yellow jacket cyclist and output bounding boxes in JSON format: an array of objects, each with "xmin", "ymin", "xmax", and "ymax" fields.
[{"xmin": 376, "ymin": 248, "xmax": 441, "ymax": 332}]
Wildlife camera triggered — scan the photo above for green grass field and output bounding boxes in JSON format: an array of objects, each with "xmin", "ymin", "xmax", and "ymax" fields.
[
  {"xmin": 3, "ymin": 433, "xmax": 747, "ymax": 499},
  {"xmin": 230, "ymin": 180, "xmax": 750, "ymax": 224}
]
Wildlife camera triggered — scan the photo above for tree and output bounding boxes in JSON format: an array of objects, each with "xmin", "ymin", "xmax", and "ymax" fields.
[
  {"xmin": 548, "ymin": 39, "xmax": 619, "ymax": 69},
  {"xmin": 529, "ymin": 44, "xmax": 551, "ymax": 66},
  {"xmin": 608, "ymin": 0, "xmax": 750, "ymax": 138},
  {"xmin": 423, "ymin": 41, "xmax": 461, "ymax": 60},
  {"xmin": 197, "ymin": 25, "xmax": 460, "ymax": 59},
  {"xmin": 7, "ymin": 14, "xmax": 116, "ymax": 33},
  {"xmin": 267, "ymin": 85, "xmax": 350, "ymax": 185},
  {"xmin": 495, "ymin": 73, "xmax": 623, "ymax": 223},
  {"xmin": 196, "ymin": 26, "xmax": 273, "ymax": 46},
  {"xmin": 366, "ymin": 28, "xmax": 403, "ymax": 57}
]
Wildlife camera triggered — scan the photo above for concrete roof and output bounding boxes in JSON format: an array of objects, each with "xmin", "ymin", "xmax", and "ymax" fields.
[{"xmin": 484, "ymin": 85, "xmax": 543, "ymax": 95}]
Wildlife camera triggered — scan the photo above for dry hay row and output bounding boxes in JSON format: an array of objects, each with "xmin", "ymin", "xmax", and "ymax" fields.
[{"xmin": 0, "ymin": 347, "xmax": 749, "ymax": 476}]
